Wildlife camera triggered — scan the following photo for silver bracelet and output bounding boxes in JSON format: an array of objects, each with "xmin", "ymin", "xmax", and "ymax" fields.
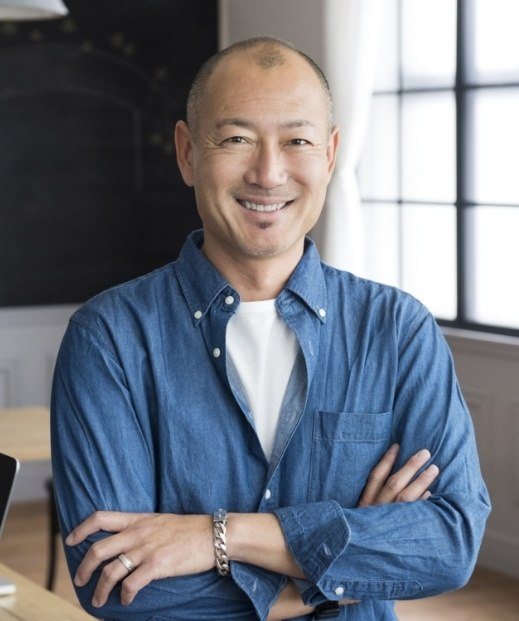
[{"xmin": 213, "ymin": 509, "xmax": 230, "ymax": 576}]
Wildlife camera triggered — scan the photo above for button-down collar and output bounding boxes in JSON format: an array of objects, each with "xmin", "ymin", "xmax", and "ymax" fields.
[
  {"xmin": 173, "ymin": 230, "xmax": 230, "ymax": 325},
  {"xmin": 173, "ymin": 230, "xmax": 327, "ymax": 325}
]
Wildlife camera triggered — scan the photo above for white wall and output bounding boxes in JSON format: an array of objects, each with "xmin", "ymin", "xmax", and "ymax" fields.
[
  {"xmin": 0, "ymin": 304, "xmax": 77, "ymax": 500},
  {"xmin": 445, "ymin": 330, "xmax": 519, "ymax": 578},
  {"xmin": 219, "ymin": 0, "xmax": 324, "ymax": 65}
]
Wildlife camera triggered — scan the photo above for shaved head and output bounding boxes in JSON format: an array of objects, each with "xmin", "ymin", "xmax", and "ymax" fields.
[{"xmin": 186, "ymin": 37, "xmax": 334, "ymax": 137}]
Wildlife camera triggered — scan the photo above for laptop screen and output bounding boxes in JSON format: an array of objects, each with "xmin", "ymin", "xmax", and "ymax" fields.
[{"xmin": 0, "ymin": 452, "xmax": 19, "ymax": 539}]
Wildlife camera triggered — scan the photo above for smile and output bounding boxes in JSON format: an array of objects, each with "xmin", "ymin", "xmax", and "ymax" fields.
[{"xmin": 238, "ymin": 200, "xmax": 291, "ymax": 212}]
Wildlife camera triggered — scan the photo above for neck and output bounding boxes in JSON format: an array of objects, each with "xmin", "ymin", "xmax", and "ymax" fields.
[{"xmin": 202, "ymin": 241, "xmax": 304, "ymax": 302}]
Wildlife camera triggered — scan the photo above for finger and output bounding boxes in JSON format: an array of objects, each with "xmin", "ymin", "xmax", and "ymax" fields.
[
  {"xmin": 120, "ymin": 561, "xmax": 158, "ymax": 606},
  {"xmin": 66, "ymin": 511, "xmax": 137, "ymax": 546},
  {"xmin": 375, "ymin": 448, "xmax": 432, "ymax": 505},
  {"xmin": 420, "ymin": 491, "xmax": 432, "ymax": 501},
  {"xmin": 74, "ymin": 531, "xmax": 137, "ymax": 587},
  {"xmin": 395, "ymin": 465, "xmax": 439, "ymax": 503},
  {"xmin": 358, "ymin": 443, "xmax": 400, "ymax": 507},
  {"xmin": 91, "ymin": 553, "xmax": 139, "ymax": 608}
]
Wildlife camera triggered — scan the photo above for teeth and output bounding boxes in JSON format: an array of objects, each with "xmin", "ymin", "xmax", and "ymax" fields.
[{"xmin": 241, "ymin": 200, "xmax": 287, "ymax": 212}]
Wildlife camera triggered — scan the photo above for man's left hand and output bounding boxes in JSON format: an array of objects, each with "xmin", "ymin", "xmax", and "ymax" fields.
[{"xmin": 66, "ymin": 511, "xmax": 214, "ymax": 608}]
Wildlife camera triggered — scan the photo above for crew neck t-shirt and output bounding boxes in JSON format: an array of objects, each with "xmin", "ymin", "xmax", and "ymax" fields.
[{"xmin": 226, "ymin": 299, "xmax": 299, "ymax": 461}]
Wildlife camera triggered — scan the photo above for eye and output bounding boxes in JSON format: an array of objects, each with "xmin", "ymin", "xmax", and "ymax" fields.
[
  {"xmin": 223, "ymin": 136, "xmax": 248, "ymax": 145},
  {"xmin": 288, "ymin": 138, "xmax": 311, "ymax": 146}
]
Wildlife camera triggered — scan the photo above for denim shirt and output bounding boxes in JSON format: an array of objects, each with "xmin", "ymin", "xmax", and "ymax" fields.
[{"xmin": 51, "ymin": 230, "xmax": 490, "ymax": 621}]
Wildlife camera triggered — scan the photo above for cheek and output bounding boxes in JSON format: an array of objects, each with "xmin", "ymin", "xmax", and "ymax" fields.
[
  {"xmin": 196, "ymin": 153, "xmax": 248, "ymax": 185},
  {"xmin": 288, "ymin": 152, "xmax": 332, "ymax": 185}
]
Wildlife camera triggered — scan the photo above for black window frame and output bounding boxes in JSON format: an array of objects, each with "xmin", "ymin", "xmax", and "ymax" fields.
[{"xmin": 362, "ymin": 0, "xmax": 519, "ymax": 338}]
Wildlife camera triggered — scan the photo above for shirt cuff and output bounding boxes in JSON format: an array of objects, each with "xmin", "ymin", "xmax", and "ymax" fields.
[
  {"xmin": 274, "ymin": 501, "xmax": 350, "ymax": 597},
  {"xmin": 231, "ymin": 561, "xmax": 287, "ymax": 621}
]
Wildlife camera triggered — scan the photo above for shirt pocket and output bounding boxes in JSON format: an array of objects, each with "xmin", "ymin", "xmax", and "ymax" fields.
[{"xmin": 308, "ymin": 410, "xmax": 393, "ymax": 507}]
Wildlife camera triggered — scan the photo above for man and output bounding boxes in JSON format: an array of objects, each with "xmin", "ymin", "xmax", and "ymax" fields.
[{"xmin": 51, "ymin": 37, "xmax": 490, "ymax": 620}]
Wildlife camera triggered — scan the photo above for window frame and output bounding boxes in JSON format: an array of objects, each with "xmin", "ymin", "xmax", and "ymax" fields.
[{"xmin": 362, "ymin": 0, "xmax": 519, "ymax": 337}]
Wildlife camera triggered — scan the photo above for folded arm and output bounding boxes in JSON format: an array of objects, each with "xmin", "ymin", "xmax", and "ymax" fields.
[{"xmin": 66, "ymin": 443, "xmax": 436, "ymax": 617}]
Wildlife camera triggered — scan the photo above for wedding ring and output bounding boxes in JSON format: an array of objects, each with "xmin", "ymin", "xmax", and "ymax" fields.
[{"xmin": 117, "ymin": 553, "xmax": 135, "ymax": 573}]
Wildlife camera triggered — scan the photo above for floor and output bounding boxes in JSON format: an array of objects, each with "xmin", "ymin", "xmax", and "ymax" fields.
[{"xmin": 1, "ymin": 501, "xmax": 518, "ymax": 620}]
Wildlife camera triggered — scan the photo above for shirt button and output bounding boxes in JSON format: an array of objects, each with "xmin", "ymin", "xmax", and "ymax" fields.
[
  {"xmin": 213, "ymin": 348, "xmax": 221, "ymax": 358},
  {"xmin": 334, "ymin": 586, "xmax": 344, "ymax": 596},
  {"xmin": 194, "ymin": 310, "xmax": 202, "ymax": 320},
  {"xmin": 224, "ymin": 295, "xmax": 235, "ymax": 305},
  {"xmin": 318, "ymin": 308, "xmax": 326, "ymax": 318},
  {"xmin": 264, "ymin": 489, "xmax": 272, "ymax": 500}
]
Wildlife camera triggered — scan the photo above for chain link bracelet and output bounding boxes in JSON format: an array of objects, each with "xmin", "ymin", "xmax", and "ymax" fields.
[{"xmin": 213, "ymin": 509, "xmax": 230, "ymax": 576}]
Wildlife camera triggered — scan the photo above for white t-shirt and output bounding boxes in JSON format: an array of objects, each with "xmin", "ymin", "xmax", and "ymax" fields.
[{"xmin": 226, "ymin": 299, "xmax": 299, "ymax": 461}]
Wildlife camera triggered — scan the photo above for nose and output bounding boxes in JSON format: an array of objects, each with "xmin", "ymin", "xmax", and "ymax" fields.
[{"xmin": 243, "ymin": 142, "xmax": 288, "ymax": 189}]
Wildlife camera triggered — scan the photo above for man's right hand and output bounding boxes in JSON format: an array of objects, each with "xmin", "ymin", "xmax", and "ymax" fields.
[{"xmin": 357, "ymin": 443, "xmax": 439, "ymax": 507}]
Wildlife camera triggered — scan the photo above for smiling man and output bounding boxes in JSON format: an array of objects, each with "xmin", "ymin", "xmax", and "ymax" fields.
[
  {"xmin": 51, "ymin": 38, "xmax": 490, "ymax": 621},
  {"xmin": 176, "ymin": 42, "xmax": 338, "ymax": 299}
]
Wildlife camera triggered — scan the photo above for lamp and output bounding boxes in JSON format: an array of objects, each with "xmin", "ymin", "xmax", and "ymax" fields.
[{"xmin": 0, "ymin": 0, "xmax": 68, "ymax": 20}]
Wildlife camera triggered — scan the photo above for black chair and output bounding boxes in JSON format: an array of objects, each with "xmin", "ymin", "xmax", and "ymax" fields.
[{"xmin": 45, "ymin": 478, "xmax": 60, "ymax": 591}]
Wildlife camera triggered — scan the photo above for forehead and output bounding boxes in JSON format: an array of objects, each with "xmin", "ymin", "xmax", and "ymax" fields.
[{"xmin": 201, "ymin": 50, "xmax": 329, "ymax": 129}]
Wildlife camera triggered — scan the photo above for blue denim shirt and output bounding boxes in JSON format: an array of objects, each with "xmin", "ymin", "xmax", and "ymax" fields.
[{"xmin": 51, "ymin": 230, "xmax": 490, "ymax": 621}]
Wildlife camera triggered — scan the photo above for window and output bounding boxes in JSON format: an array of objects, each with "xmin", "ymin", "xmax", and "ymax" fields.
[{"xmin": 358, "ymin": 0, "xmax": 519, "ymax": 335}]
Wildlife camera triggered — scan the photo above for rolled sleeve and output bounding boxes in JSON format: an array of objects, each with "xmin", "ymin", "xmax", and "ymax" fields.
[
  {"xmin": 231, "ymin": 563, "xmax": 287, "ymax": 621},
  {"xmin": 274, "ymin": 501, "xmax": 350, "ymax": 589}
]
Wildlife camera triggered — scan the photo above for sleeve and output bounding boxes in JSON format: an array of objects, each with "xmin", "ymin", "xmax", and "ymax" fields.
[
  {"xmin": 51, "ymin": 318, "xmax": 263, "ymax": 621},
  {"xmin": 272, "ymin": 311, "xmax": 491, "ymax": 605}
]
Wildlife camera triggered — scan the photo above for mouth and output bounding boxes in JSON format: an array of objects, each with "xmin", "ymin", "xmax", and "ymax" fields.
[{"xmin": 237, "ymin": 199, "xmax": 293, "ymax": 213}]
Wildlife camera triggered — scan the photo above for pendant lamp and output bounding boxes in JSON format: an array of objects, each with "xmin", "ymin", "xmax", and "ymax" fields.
[{"xmin": 0, "ymin": 0, "xmax": 68, "ymax": 20}]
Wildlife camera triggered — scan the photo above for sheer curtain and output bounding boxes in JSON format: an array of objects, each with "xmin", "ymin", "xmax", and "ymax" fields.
[{"xmin": 312, "ymin": 0, "xmax": 386, "ymax": 273}]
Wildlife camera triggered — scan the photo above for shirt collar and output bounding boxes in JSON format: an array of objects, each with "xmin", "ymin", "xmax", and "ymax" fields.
[
  {"xmin": 173, "ymin": 230, "xmax": 230, "ymax": 324},
  {"xmin": 283, "ymin": 238, "xmax": 328, "ymax": 323},
  {"xmin": 173, "ymin": 230, "xmax": 327, "ymax": 325}
]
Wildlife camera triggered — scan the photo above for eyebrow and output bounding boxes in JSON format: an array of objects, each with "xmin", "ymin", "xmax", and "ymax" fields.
[{"xmin": 214, "ymin": 118, "xmax": 316, "ymax": 130}]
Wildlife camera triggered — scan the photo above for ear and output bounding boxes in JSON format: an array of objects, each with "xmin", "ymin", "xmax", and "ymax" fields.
[
  {"xmin": 326, "ymin": 125, "xmax": 340, "ymax": 177},
  {"xmin": 174, "ymin": 120, "xmax": 195, "ymax": 187}
]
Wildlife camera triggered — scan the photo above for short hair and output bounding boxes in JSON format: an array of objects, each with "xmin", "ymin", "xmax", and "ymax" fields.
[{"xmin": 186, "ymin": 36, "xmax": 334, "ymax": 136}]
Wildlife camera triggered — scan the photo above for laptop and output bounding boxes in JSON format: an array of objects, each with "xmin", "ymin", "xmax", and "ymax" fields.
[{"xmin": 0, "ymin": 452, "xmax": 20, "ymax": 596}]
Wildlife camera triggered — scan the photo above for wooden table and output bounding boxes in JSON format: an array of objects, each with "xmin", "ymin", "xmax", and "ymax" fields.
[
  {"xmin": 0, "ymin": 407, "xmax": 50, "ymax": 462},
  {"xmin": 0, "ymin": 562, "xmax": 95, "ymax": 620}
]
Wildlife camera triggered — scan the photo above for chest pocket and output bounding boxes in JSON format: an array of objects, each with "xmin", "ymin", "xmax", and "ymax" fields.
[{"xmin": 308, "ymin": 410, "xmax": 393, "ymax": 507}]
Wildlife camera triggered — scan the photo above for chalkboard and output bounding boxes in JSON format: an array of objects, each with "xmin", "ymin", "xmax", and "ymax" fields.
[{"xmin": 0, "ymin": 0, "xmax": 216, "ymax": 306}]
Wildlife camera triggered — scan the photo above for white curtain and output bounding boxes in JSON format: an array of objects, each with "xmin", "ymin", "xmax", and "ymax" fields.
[{"xmin": 312, "ymin": 0, "xmax": 386, "ymax": 273}]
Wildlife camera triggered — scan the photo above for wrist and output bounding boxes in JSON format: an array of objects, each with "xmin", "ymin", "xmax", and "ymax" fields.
[
  {"xmin": 226, "ymin": 513, "xmax": 280, "ymax": 562},
  {"xmin": 267, "ymin": 581, "xmax": 314, "ymax": 621},
  {"xmin": 226, "ymin": 512, "xmax": 305, "ymax": 578}
]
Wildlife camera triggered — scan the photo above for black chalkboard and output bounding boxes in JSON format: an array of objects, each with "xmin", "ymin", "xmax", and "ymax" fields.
[{"xmin": 0, "ymin": 0, "xmax": 216, "ymax": 306}]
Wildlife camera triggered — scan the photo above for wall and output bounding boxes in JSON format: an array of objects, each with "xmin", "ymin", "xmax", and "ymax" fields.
[
  {"xmin": 0, "ymin": 305, "xmax": 77, "ymax": 500},
  {"xmin": 219, "ymin": 0, "xmax": 324, "ymax": 64},
  {"xmin": 445, "ymin": 330, "xmax": 519, "ymax": 578}
]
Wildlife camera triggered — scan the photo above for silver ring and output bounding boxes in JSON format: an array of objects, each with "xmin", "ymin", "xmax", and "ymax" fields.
[{"xmin": 117, "ymin": 553, "xmax": 135, "ymax": 573}]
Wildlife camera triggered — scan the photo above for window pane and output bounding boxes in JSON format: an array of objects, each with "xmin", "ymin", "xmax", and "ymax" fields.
[
  {"xmin": 401, "ymin": 203, "xmax": 457, "ymax": 319},
  {"xmin": 466, "ymin": 206, "xmax": 519, "ymax": 328},
  {"xmin": 401, "ymin": 0, "xmax": 457, "ymax": 88},
  {"xmin": 402, "ymin": 93, "xmax": 456, "ymax": 203},
  {"xmin": 361, "ymin": 202, "xmax": 399, "ymax": 287},
  {"xmin": 358, "ymin": 95, "xmax": 399, "ymax": 200},
  {"xmin": 468, "ymin": 88, "xmax": 519, "ymax": 205},
  {"xmin": 468, "ymin": 0, "xmax": 519, "ymax": 83},
  {"xmin": 374, "ymin": 0, "xmax": 399, "ymax": 91}
]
